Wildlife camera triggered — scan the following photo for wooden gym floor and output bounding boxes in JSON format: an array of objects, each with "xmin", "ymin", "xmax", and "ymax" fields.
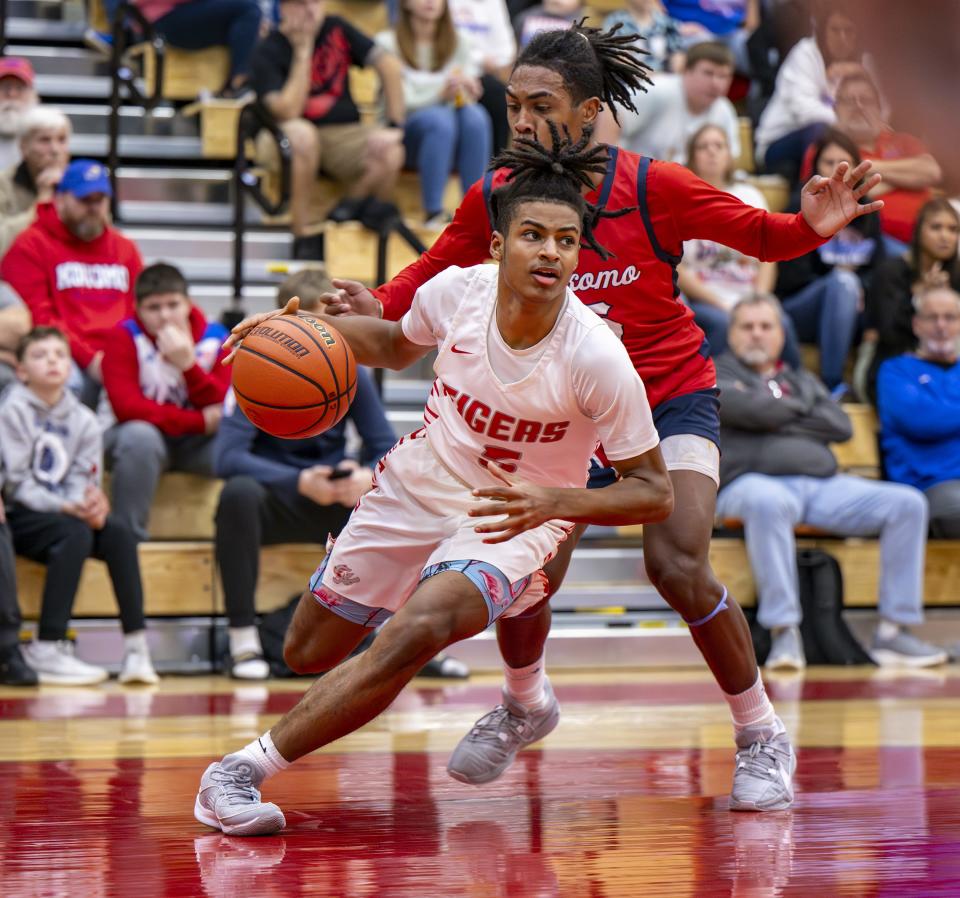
[{"xmin": 1, "ymin": 666, "xmax": 959, "ymax": 897}]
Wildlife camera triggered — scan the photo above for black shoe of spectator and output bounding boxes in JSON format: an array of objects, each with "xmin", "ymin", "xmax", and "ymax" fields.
[
  {"xmin": 359, "ymin": 198, "xmax": 401, "ymax": 234},
  {"xmin": 292, "ymin": 233, "xmax": 325, "ymax": 260},
  {"xmin": 418, "ymin": 652, "xmax": 470, "ymax": 679},
  {"xmin": 327, "ymin": 196, "xmax": 370, "ymax": 224},
  {"xmin": 0, "ymin": 645, "xmax": 39, "ymax": 686}
]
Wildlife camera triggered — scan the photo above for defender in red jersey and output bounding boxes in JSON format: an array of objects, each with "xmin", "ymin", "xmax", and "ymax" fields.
[{"xmin": 226, "ymin": 21, "xmax": 882, "ymax": 812}]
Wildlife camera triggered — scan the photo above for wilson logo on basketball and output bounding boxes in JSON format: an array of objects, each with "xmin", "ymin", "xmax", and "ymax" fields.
[
  {"xmin": 250, "ymin": 325, "xmax": 311, "ymax": 359},
  {"xmin": 301, "ymin": 316, "xmax": 338, "ymax": 347}
]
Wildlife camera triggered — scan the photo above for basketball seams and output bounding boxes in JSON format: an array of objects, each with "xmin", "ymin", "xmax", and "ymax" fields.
[
  {"xmin": 233, "ymin": 317, "xmax": 358, "ymax": 439},
  {"xmin": 281, "ymin": 316, "xmax": 346, "ymax": 425}
]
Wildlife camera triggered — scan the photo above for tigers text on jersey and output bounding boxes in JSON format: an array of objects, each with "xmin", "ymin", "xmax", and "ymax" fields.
[
  {"xmin": 400, "ymin": 264, "xmax": 660, "ymax": 489},
  {"xmin": 376, "ymin": 147, "xmax": 826, "ymax": 410}
]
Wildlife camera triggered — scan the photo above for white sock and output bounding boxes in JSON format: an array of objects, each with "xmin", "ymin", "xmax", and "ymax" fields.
[
  {"xmin": 237, "ymin": 731, "xmax": 290, "ymax": 781},
  {"xmin": 724, "ymin": 672, "xmax": 780, "ymax": 736},
  {"xmin": 229, "ymin": 626, "xmax": 263, "ymax": 658},
  {"xmin": 504, "ymin": 653, "xmax": 548, "ymax": 710},
  {"xmin": 123, "ymin": 630, "xmax": 149, "ymax": 654},
  {"xmin": 877, "ymin": 619, "xmax": 901, "ymax": 641}
]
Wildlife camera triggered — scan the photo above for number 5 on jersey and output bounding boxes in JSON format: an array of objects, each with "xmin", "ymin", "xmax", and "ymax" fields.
[{"xmin": 479, "ymin": 445, "xmax": 523, "ymax": 473}]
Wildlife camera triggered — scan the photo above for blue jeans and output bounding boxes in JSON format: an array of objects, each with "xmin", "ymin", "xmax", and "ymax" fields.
[
  {"xmin": 690, "ymin": 299, "xmax": 802, "ymax": 368},
  {"xmin": 781, "ymin": 268, "xmax": 861, "ymax": 389},
  {"xmin": 716, "ymin": 474, "xmax": 928, "ymax": 629},
  {"xmin": 403, "ymin": 104, "xmax": 493, "ymax": 216},
  {"xmin": 155, "ymin": 0, "xmax": 262, "ymax": 81}
]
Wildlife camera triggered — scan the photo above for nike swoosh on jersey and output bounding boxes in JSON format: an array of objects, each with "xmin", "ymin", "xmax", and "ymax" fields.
[{"xmin": 450, "ymin": 345, "xmax": 472, "ymax": 354}]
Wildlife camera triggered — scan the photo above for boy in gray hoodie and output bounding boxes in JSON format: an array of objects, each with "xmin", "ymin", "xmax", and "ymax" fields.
[{"xmin": 0, "ymin": 326, "xmax": 157, "ymax": 685}]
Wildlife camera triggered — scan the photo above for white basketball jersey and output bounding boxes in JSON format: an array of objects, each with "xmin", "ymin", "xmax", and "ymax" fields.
[{"xmin": 401, "ymin": 264, "xmax": 659, "ymax": 489}]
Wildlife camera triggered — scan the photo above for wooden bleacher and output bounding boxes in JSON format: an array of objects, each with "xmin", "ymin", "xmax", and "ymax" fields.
[{"xmin": 14, "ymin": 405, "xmax": 959, "ymax": 621}]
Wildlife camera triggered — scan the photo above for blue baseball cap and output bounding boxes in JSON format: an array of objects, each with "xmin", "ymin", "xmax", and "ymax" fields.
[{"xmin": 56, "ymin": 159, "xmax": 112, "ymax": 198}]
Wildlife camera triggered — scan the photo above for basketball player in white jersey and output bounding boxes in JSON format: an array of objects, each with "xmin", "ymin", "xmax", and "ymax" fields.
[{"xmin": 194, "ymin": 129, "xmax": 675, "ymax": 835}]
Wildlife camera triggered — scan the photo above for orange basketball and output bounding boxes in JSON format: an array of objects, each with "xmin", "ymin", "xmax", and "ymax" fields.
[{"xmin": 232, "ymin": 314, "xmax": 357, "ymax": 439}]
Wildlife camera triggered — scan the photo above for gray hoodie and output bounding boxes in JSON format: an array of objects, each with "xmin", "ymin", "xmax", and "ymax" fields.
[{"xmin": 0, "ymin": 382, "xmax": 102, "ymax": 512}]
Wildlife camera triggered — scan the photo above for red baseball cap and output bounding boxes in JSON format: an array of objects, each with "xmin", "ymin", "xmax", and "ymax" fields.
[{"xmin": 0, "ymin": 57, "xmax": 36, "ymax": 86}]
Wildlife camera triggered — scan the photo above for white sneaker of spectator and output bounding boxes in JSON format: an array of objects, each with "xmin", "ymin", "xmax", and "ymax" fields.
[
  {"xmin": 22, "ymin": 640, "xmax": 109, "ymax": 686},
  {"xmin": 870, "ymin": 625, "xmax": 948, "ymax": 668},
  {"xmin": 119, "ymin": 631, "xmax": 160, "ymax": 685},
  {"xmin": 228, "ymin": 627, "xmax": 270, "ymax": 681}
]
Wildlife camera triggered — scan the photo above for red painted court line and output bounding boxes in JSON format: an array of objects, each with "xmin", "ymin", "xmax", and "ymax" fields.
[{"xmin": 1, "ymin": 675, "xmax": 957, "ymax": 720}]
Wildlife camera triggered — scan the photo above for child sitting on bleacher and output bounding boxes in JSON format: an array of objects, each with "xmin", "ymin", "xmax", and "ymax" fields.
[
  {"xmin": 0, "ymin": 326, "xmax": 158, "ymax": 685},
  {"xmin": 101, "ymin": 263, "xmax": 231, "ymax": 542}
]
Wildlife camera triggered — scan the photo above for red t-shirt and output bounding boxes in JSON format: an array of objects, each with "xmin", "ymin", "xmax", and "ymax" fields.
[
  {"xmin": 862, "ymin": 131, "xmax": 933, "ymax": 244},
  {"xmin": 800, "ymin": 131, "xmax": 933, "ymax": 244},
  {"xmin": 377, "ymin": 148, "xmax": 824, "ymax": 410}
]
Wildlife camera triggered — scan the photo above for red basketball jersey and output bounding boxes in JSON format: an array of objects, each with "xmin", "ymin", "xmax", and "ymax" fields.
[{"xmin": 375, "ymin": 148, "xmax": 825, "ymax": 410}]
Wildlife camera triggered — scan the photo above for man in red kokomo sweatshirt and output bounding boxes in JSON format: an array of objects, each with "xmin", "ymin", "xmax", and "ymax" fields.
[
  {"xmin": 0, "ymin": 158, "xmax": 143, "ymax": 407},
  {"xmin": 101, "ymin": 262, "xmax": 231, "ymax": 541}
]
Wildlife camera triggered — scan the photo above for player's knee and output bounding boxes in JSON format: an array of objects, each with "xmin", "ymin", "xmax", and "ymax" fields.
[
  {"xmin": 645, "ymin": 550, "xmax": 712, "ymax": 607},
  {"xmin": 371, "ymin": 611, "xmax": 454, "ymax": 673},
  {"xmin": 282, "ymin": 630, "xmax": 339, "ymax": 675}
]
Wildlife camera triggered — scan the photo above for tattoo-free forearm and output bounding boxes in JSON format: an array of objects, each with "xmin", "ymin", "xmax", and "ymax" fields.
[
  {"xmin": 317, "ymin": 313, "xmax": 424, "ymax": 370},
  {"xmin": 547, "ymin": 471, "xmax": 674, "ymax": 526}
]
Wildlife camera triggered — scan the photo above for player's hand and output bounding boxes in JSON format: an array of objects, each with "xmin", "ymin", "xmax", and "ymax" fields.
[
  {"xmin": 320, "ymin": 279, "xmax": 383, "ymax": 318},
  {"xmin": 222, "ymin": 296, "xmax": 301, "ymax": 365},
  {"xmin": 298, "ymin": 465, "xmax": 336, "ymax": 505},
  {"xmin": 801, "ymin": 159, "xmax": 884, "ymax": 237},
  {"xmin": 330, "ymin": 461, "xmax": 374, "ymax": 508},
  {"xmin": 156, "ymin": 324, "xmax": 196, "ymax": 372},
  {"xmin": 468, "ymin": 462, "xmax": 560, "ymax": 544},
  {"xmin": 202, "ymin": 403, "xmax": 223, "ymax": 435}
]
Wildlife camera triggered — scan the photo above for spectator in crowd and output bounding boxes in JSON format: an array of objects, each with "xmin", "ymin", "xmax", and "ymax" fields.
[
  {"xmin": 603, "ymin": 0, "xmax": 685, "ymax": 74},
  {"xmin": 0, "ymin": 106, "xmax": 71, "ymax": 260},
  {"xmin": 0, "ymin": 58, "xmax": 38, "ymax": 171},
  {"xmin": 755, "ymin": 4, "xmax": 872, "ymax": 183},
  {"xmin": 863, "ymin": 198, "xmax": 960, "ymax": 401},
  {"xmin": 0, "ymin": 284, "xmax": 30, "ymax": 394},
  {"xmin": 831, "ymin": 71, "xmax": 941, "ymax": 253},
  {"xmin": 249, "ymin": 0, "xmax": 407, "ymax": 260},
  {"xmin": 101, "ymin": 263, "xmax": 231, "ymax": 541},
  {"xmin": 715, "ymin": 294, "xmax": 947, "ymax": 670},
  {"xmin": 877, "ymin": 287, "xmax": 960, "ymax": 538},
  {"xmin": 777, "ymin": 129, "xmax": 885, "ymax": 393},
  {"xmin": 616, "ymin": 41, "xmax": 740, "ymax": 165},
  {"xmin": 376, "ymin": 0, "xmax": 493, "ymax": 229},
  {"xmin": 0, "ymin": 327, "xmax": 159, "ymax": 685},
  {"xmin": 663, "ymin": 0, "xmax": 758, "ymax": 74},
  {"xmin": 513, "ymin": 0, "xmax": 581, "ymax": 50},
  {"xmin": 0, "ymin": 160, "xmax": 143, "ymax": 408},
  {"xmin": 0, "ymin": 490, "xmax": 37, "ymax": 686},
  {"xmin": 677, "ymin": 124, "xmax": 794, "ymax": 361},
  {"xmin": 449, "ymin": 0, "xmax": 516, "ymax": 154},
  {"xmin": 131, "ymin": 0, "xmax": 264, "ymax": 99},
  {"xmin": 212, "ymin": 277, "xmax": 396, "ymax": 679}
]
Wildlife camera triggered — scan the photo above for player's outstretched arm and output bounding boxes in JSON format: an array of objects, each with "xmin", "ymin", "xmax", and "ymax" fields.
[
  {"xmin": 316, "ymin": 311, "xmax": 429, "ymax": 371},
  {"xmin": 469, "ymin": 449, "xmax": 674, "ymax": 544},
  {"xmin": 801, "ymin": 159, "xmax": 885, "ymax": 237}
]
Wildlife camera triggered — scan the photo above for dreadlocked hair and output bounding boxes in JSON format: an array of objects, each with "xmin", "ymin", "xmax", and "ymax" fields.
[
  {"xmin": 489, "ymin": 122, "xmax": 633, "ymax": 261},
  {"xmin": 515, "ymin": 19, "xmax": 653, "ymax": 125}
]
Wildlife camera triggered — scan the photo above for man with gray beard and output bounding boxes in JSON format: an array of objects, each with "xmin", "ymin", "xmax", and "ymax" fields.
[{"xmin": 0, "ymin": 59, "xmax": 39, "ymax": 170}]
